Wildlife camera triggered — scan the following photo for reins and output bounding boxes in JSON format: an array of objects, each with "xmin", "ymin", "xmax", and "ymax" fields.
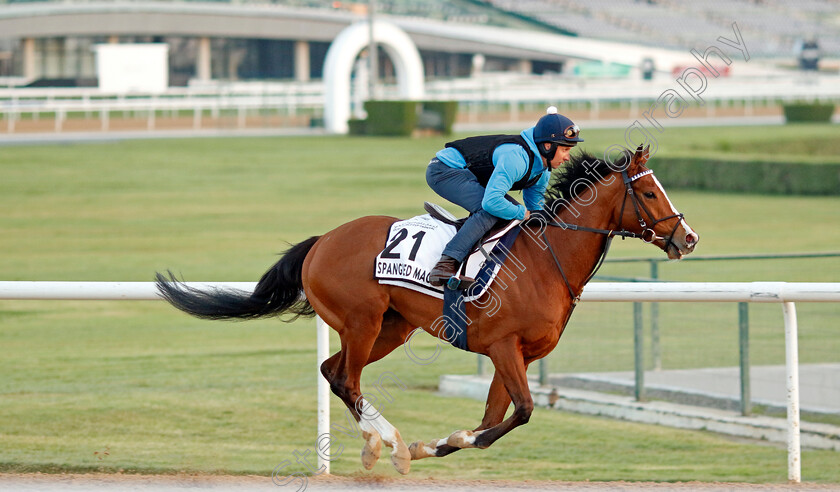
[
  {"xmin": 537, "ymin": 167, "xmax": 683, "ymax": 303},
  {"xmin": 540, "ymin": 230, "xmax": 613, "ymax": 303}
]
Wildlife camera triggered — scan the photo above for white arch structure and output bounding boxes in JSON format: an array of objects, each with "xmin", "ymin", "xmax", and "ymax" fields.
[{"xmin": 323, "ymin": 21, "xmax": 425, "ymax": 134}]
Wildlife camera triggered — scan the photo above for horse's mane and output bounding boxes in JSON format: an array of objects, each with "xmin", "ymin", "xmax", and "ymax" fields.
[{"xmin": 535, "ymin": 148, "xmax": 631, "ymax": 220}]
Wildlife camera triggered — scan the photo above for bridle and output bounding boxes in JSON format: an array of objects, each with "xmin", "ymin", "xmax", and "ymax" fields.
[
  {"xmin": 538, "ymin": 166, "xmax": 684, "ymax": 302},
  {"xmin": 616, "ymin": 169, "xmax": 684, "ymax": 250}
]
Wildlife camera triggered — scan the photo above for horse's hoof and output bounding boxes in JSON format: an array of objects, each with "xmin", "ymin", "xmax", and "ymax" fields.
[
  {"xmin": 390, "ymin": 440, "xmax": 412, "ymax": 474},
  {"xmin": 446, "ymin": 429, "xmax": 478, "ymax": 449},
  {"xmin": 408, "ymin": 439, "xmax": 438, "ymax": 460},
  {"xmin": 361, "ymin": 430, "xmax": 382, "ymax": 470}
]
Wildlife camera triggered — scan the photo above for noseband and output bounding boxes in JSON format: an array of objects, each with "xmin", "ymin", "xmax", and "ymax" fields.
[{"xmin": 538, "ymin": 167, "xmax": 684, "ymax": 302}]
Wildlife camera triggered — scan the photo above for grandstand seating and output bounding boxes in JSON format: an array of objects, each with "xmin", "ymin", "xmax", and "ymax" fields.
[
  {"xmin": 475, "ymin": 0, "xmax": 840, "ymax": 58},
  {"xmin": 2, "ymin": 0, "xmax": 837, "ymax": 58},
  {"xmin": 301, "ymin": 0, "xmax": 840, "ymax": 58}
]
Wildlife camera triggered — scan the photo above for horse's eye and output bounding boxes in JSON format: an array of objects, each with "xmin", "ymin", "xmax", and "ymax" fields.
[{"xmin": 643, "ymin": 192, "xmax": 656, "ymax": 199}]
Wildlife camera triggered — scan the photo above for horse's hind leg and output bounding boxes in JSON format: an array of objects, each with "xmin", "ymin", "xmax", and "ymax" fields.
[
  {"xmin": 320, "ymin": 345, "xmax": 382, "ymax": 470},
  {"xmin": 304, "ymin": 220, "xmax": 413, "ymax": 473},
  {"xmin": 317, "ymin": 308, "xmax": 414, "ymax": 473},
  {"xmin": 358, "ymin": 311, "xmax": 414, "ymax": 471}
]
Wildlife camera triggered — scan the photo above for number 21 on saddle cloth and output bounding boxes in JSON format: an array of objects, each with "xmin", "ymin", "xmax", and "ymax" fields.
[{"xmin": 374, "ymin": 208, "xmax": 522, "ymax": 352}]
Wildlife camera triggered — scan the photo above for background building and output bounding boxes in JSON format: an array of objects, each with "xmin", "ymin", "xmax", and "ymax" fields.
[{"xmin": 1, "ymin": 0, "xmax": 838, "ymax": 88}]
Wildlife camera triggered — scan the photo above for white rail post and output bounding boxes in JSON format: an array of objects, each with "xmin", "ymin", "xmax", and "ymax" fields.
[
  {"xmin": 55, "ymin": 109, "xmax": 64, "ymax": 132},
  {"xmin": 316, "ymin": 315, "xmax": 331, "ymax": 474},
  {"xmin": 782, "ymin": 302, "xmax": 801, "ymax": 483}
]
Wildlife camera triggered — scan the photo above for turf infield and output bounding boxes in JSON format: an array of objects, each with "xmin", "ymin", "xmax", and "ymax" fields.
[{"xmin": 1, "ymin": 125, "xmax": 838, "ymax": 482}]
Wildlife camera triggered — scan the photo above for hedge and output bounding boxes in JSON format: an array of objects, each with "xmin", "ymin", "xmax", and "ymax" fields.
[
  {"xmin": 347, "ymin": 118, "xmax": 367, "ymax": 136},
  {"xmin": 363, "ymin": 100, "xmax": 418, "ymax": 136},
  {"xmin": 782, "ymin": 102, "xmax": 835, "ymax": 123},
  {"xmin": 419, "ymin": 100, "xmax": 458, "ymax": 135},
  {"xmin": 357, "ymin": 100, "xmax": 458, "ymax": 136},
  {"xmin": 652, "ymin": 156, "xmax": 840, "ymax": 195}
]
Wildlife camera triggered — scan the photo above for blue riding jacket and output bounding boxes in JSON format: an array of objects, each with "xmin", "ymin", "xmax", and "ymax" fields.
[{"xmin": 434, "ymin": 127, "xmax": 549, "ymax": 221}]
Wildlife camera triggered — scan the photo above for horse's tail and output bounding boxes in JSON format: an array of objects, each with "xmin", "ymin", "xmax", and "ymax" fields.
[{"xmin": 155, "ymin": 236, "xmax": 320, "ymax": 321}]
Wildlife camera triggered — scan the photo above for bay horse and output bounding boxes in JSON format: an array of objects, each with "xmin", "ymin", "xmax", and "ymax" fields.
[{"xmin": 156, "ymin": 145, "xmax": 698, "ymax": 474}]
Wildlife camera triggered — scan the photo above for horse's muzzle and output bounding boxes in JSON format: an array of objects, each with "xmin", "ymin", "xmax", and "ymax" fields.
[{"xmin": 663, "ymin": 229, "xmax": 699, "ymax": 260}]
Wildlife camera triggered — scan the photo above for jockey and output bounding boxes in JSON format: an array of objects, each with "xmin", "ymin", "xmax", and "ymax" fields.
[{"xmin": 427, "ymin": 106, "xmax": 583, "ymax": 287}]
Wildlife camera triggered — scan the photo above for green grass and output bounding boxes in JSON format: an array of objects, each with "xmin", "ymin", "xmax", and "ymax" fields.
[
  {"xmin": 2, "ymin": 303, "xmax": 839, "ymax": 482},
  {"xmin": 1, "ymin": 127, "xmax": 839, "ymax": 483}
]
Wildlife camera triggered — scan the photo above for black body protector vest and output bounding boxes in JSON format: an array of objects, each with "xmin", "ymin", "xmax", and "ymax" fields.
[{"xmin": 444, "ymin": 134, "xmax": 542, "ymax": 191}]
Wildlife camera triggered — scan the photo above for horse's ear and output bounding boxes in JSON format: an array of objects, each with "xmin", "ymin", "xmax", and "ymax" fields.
[
  {"xmin": 632, "ymin": 145, "xmax": 650, "ymax": 167},
  {"xmin": 633, "ymin": 145, "xmax": 650, "ymax": 166}
]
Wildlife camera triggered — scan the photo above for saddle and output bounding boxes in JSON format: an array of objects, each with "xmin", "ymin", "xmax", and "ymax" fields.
[
  {"xmin": 375, "ymin": 205, "xmax": 522, "ymax": 297},
  {"xmin": 423, "ymin": 202, "xmax": 522, "ymax": 290},
  {"xmin": 423, "ymin": 202, "xmax": 515, "ymax": 240}
]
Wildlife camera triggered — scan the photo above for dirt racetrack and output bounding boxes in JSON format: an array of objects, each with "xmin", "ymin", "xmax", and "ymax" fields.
[{"xmin": 2, "ymin": 473, "xmax": 839, "ymax": 492}]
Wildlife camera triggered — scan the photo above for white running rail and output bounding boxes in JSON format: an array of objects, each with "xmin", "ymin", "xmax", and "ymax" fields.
[{"xmin": 1, "ymin": 280, "xmax": 839, "ymax": 481}]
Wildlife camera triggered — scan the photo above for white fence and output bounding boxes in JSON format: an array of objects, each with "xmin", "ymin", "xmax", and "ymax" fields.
[
  {"xmin": 1, "ymin": 281, "xmax": 839, "ymax": 482},
  {"xmin": 2, "ymin": 74, "xmax": 840, "ymax": 133},
  {"xmin": 0, "ymin": 84, "xmax": 326, "ymax": 132}
]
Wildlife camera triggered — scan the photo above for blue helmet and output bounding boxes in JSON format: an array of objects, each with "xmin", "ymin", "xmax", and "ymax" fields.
[{"xmin": 533, "ymin": 107, "xmax": 583, "ymax": 147}]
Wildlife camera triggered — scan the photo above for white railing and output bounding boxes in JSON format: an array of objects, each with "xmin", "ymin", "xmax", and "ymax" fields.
[
  {"xmin": 1, "ymin": 281, "xmax": 838, "ymax": 481},
  {"xmin": 2, "ymin": 74, "xmax": 839, "ymax": 133},
  {"xmin": 0, "ymin": 86, "xmax": 326, "ymax": 132},
  {"xmin": 581, "ymin": 282, "xmax": 840, "ymax": 484}
]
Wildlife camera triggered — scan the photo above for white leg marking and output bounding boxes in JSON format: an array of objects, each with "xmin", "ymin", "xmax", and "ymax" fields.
[
  {"xmin": 426, "ymin": 438, "xmax": 450, "ymax": 455},
  {"xmin": 358, "ymin": 398, "xmax": 411, "ymax": 473},
  {"xmin": 420, "ymin": 439, "xmax": 444, "ymax": 457},
  {"xmin": 410, "ymin": 436, "xmax": 451, "ymax": 460},
  {"xmin": 447, "ymin": 429, "xmax": 484, "ymax": 448},
  {"xmin": 358, "ymin": 398, "xmax": 398, "ymax": 446}
]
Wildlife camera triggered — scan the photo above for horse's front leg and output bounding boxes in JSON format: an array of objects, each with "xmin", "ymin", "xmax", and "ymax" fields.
[
  {"xmin": 448, "ymin": 341, "xmax": 532, "ymax": 450},
  {"xmin": 410, "ymin": 342, "xmax": 532, "ymax": 458}
]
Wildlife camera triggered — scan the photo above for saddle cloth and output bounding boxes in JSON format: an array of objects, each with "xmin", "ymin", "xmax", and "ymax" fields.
[{"xmin": 374, "ymin": 210, "xmax": 520, "ymax": 302}]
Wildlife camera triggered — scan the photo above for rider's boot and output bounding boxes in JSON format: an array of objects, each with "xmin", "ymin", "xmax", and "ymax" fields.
[{"xmin": 429, "ymin": 255, "xmax": 459, "ymax": 286}]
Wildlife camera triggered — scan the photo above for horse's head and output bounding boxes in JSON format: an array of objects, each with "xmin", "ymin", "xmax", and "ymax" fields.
[
  {"xmin": 616, "ymin": 146, "xmax": 699, "ymax": 259},
  {"xmin": 539, "ymin": 147, "xmax": 698, "ymax": 260}
]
